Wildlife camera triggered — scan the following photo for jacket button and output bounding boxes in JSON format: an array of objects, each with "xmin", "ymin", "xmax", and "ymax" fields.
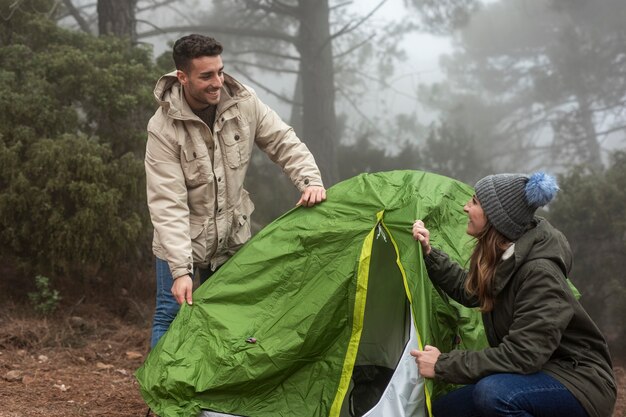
[
  {"xmin": 218, "ymin": 208, "xmax": 222, "ymax": 213},
  {"xmin": 218, "ymin": 177, "xmax": 222, "ymax": 182},
  {"xmin": 193, "ymin": 151, "xmax": 197, "ymax": 158},
  {"xmin": 221, "ymin": 117, "xmax": 224, "ymax": 122},
  {"xmin": 234, "ymin": 134, "xmax": 240, "ymax": 141},
  {"xmin": 243, "ymin": 215, "xmax": 247, "ymax": 220},
  {"xmin": 187, "ymin": 264, "xmax": 192, "ymax": 270},
  {"xmin": 304, "ymin": 179, "xmax": 310, "ymax": 185}
]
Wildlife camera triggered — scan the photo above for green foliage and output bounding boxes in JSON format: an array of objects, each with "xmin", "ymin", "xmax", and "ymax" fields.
[
  {"xmin": 0, "ymin": 0, "xmax": 158, "ymax": 157},
  {"xmin": 549, "ymin": 152, "xmax": 626, "ymax": 357},
  {"xmin": 0, "ymin": 0, "xmax": 158, "ymax": 289},
  {"xmin": 28, "ymin": 275, "xmax": 62, "ymax": 315}
]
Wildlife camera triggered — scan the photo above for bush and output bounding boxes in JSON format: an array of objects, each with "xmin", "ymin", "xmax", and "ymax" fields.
[
  {"xmin": 28, "ymin": 275, "xmax": 61, "ymax": 315},
  {"xmin": 0, "ymin": 0, "xmax": 158, "ymax": 299},
  {"xmin": 549, "ymin": 152, "xmax": 626, "ymax": 360}
]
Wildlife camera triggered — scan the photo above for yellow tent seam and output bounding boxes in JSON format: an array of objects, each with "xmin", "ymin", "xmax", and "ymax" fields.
[
  {"xmin": 381, "ymin": 220, "xmax": 433, "ymax": 417},
  {"xmin": 328, "ymin": 212, "xmax": 381, "ymax": 416}
]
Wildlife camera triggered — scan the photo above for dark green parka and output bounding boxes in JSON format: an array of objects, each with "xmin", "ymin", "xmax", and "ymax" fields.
[{"xmin": 424, "ymin": 217, "xmax": 616, "ymax": 417}]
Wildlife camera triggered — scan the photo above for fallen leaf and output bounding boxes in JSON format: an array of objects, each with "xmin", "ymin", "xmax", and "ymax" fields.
[
  {"xmin": 96, "ymin": 362, "xmax": 113, "ymax": 370},
  {"xmin": 22, "ymin": 375, "xmax": 35, "ymax": 385},
  {"xmin": 37, "ymin": 355, "xmax": 48, "ymax": 363},
  {"xmin": 125, "ymin": 351, "xmax": 143, "ymax": 360},
  {"xmin": 4, "ymin": 370, "xmax": 23, "ymax": 382}
]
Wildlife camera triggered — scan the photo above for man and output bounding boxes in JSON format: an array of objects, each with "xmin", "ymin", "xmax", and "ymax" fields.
[{"xmin": 145, "ymin": 34, "xmax": 326, "ymax": 348}]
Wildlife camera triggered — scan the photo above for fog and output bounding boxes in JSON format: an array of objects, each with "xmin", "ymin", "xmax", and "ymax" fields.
[{"xmin": 2, "ymin": 0, "xmax": 625, "ymax": 396}]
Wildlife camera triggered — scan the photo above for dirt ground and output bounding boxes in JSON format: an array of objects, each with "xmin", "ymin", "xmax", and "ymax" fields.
[
  {"xmin": 0, "ymin": 304, "xmax": 150, "ymax": 417},
  {"xmin": 1, "ymin": 305, "xmax": 625, "ymax": 417}
]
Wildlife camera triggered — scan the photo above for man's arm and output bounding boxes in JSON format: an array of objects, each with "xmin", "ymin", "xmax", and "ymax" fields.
[
  {"xmin": 145, "ymin": 126, "xmax": 195, "ymax": 300},
  {"xmin": 248, "ymin": 93, "xmax": 325, "ymax": 203}
]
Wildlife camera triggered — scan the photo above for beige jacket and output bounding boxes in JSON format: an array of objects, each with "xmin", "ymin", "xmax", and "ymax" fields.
[{"xmin": 145, "ymin": 71, "xmax": 323, "ymax": 278}]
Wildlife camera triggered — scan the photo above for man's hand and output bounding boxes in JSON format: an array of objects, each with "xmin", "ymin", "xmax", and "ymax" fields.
[
  {"xmin": 410, "ymin": 345, "xmax": 441, "ymax": 379},
  {"xmin": 296, "ymin": 185, "xmax": 326, "ymax": 207},
  {"xmin": 172, "ymin": 274, "xmax": 193, "ymax": 305}
]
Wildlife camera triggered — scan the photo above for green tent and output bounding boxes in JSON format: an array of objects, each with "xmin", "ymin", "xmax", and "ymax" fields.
[{"xmin": 136, "ymin": 170, "xmax": 488, "ymax": 417}]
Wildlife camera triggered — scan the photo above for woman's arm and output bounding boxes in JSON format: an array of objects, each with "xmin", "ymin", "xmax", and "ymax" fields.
[
  {"xmin": 413, "ymin": 220, "xmax": 478, "ymax": 307},
  {"xmin": 434, "ymin": 261, "xmax": 574, "ymax": 384}
]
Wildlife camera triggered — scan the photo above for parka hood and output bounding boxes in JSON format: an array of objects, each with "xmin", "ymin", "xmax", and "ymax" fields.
[
  {"xmin": 514, "ymin": 217, "xmax": 572, "ymax": 277},
  {"xmin": 152, "ymin": 70, "xmax": 251, "ymax": 120},
  {"xmin": 493, "ymin": 217, "xmax": 572, "ymax": 296}
]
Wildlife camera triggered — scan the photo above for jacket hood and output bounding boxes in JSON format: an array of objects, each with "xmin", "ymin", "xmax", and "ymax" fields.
[
  {"xmin": 493, "ymin": 217, "xmax": 572, "ymax": 295},
  {"xmin": 514, "ymin": 217, "xmax": 572, "ymax": 276},
  {"xmin": 152, "ymin": 71, "xmax": 251, "ymax": 119}
]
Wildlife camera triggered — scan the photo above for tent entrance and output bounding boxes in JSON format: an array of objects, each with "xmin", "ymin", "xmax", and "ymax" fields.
[{"xmin": 339, "ymin": 225, "xmax": 413, "ymax": 417}]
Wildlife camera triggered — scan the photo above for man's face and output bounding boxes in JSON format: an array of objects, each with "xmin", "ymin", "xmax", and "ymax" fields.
[{"xmin": 177, "ymin": 55, "xmax": 224, "ymax": 110}]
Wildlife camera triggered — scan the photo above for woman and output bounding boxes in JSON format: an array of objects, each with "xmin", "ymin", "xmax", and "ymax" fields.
[{"xmin": 410, "ymin": 172, "xmax": 616, "ymax": 417}]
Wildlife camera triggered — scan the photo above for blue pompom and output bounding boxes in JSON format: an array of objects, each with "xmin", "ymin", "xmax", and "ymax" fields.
[{"xmin": 525, "ymin": 172, "xmax": 559, "ymax": 207}]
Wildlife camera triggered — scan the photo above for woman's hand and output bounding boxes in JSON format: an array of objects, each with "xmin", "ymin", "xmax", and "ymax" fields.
[
  {"xmin": 410, "ymin": 345, "xmax": 441, "ymax": 378},
  {"xmin": 412, "ymin": 219, "xmax": 432, "ymax": 256}
]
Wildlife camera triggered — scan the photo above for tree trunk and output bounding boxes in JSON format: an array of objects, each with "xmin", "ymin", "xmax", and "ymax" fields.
[
  {"xmin": 577, "ymin": 96, "xmax": 603, "ymax": 170},
  {"xmin": 296, "ymin": 0, "xmax": 339, "ymax": 186},
  {"xmin": 290, "ymin": 71, "xmax": 304, "ymax": 135},
  {"xmin": 97, "ymin": 0, "xmax": 137, "ymax": 43}
]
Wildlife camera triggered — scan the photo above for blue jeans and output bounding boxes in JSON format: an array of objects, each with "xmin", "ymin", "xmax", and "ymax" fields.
[
  {"xmin": 433, "ymin": 372, "xmax": 588, "ymax": 417},
  {"xmin": 150, "ymin": 257, "xmax": 215, "ymax": 348}
]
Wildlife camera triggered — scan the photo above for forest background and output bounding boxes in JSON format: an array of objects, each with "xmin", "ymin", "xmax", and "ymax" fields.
[{"xmin": 0, "ymin": 0, "xmax": 625, "ymax": 415}]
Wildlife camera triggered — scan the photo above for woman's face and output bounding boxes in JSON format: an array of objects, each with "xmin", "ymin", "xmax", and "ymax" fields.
[{"xmin": 464, "ymin": 195, "xmax": 488, "ymax": 237}]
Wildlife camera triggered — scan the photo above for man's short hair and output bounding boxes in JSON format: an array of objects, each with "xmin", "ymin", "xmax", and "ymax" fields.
[{"xmin": 173, "ymin": 34, "xmax": 223, "ymax": 72}]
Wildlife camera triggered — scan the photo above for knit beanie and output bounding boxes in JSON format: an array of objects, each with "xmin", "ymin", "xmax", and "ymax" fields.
[{"xmin": 474, "ymin": 172, "xmax": 559, "ymax": 241}]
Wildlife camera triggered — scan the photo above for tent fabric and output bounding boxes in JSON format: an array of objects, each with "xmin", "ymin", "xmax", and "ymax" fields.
[
  {"xmin": 136, "ymin": 170, "xmax": 488, "ymax": 417},
  {"xmin": 359, "ymin": 320, "xmax": 424, "ymax": 417}
]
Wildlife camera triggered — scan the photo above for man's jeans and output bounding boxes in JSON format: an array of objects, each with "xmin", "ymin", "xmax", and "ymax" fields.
[
  {"xmin": 150, "ymin": 257, "xmax": 214, "ymax": 348},
  {"xmin": 432, "ymin": 372, "xmax": 588, "ymax": 417}
]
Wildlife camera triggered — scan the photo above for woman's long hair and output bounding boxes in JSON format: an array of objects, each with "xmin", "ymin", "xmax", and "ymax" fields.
[{"xmin": 465, "ymin": 223, "xmax": 511, "ymax": 312}]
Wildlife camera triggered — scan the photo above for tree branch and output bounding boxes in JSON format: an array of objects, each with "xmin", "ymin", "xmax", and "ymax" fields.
[
  {"xmin": 0, "ymin": 0, "xmax": 24, "ymax": 21},
  {"xmin": 137, "ymin": 25, "xmax": 296, "ymax": 44},
  {"xmin": 333, "ymin": 33, "xmax": 375, "ymax": 59},
  {"xmin": 232, "ymin": 64, "xmax": 298, "ymax": 106},
  {"xmin": 591, "ymin": 99, "xmax": 626, "ymax": 114},
  {"xmin": 231, "ymin": 48, "xmax": 300, "ymax": 62},
  {"xmin": 330, "ymin": 1, "xmax": 353, "ymax": 12},
  {"xmin": 229, "ymin": 58, "xmax": 298, "ymax": 74},
  {"xmin": 596, "ymin": 124, "xmax": 626, "ymax": 138},
  {"xmin": 62, "ymin": 0, "xmax": 92, "ymax": 34},
  {"xmin": 330, "ymin": 0, "xmax": 386, "ymax": 42},
  {"xmin": 136, "ymin": 0, "xmax": 178, "ymax": 13},
  {"xmin": 244, "ymin": 0, "xmax": 298, "ymax": 18},
  {"xmin": 336, "ymin": 86, "xmax": 395, "ymax": 145},
  {"xmin": 346, "ymin": 67, "xmax": 420, "ymax": 101},
  {"xmin": 136, "ymin": 0, "xmax": 196, "ymax": 26}
]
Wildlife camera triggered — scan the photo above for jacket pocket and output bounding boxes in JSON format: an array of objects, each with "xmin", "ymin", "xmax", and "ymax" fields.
[
  {"xmin": 181, "ymin": 144, "xmax": 212, "ymax": 187},
  {"xmin": 220, "ymin": 117, "xmax": 251, "ymax": 169},
  {"xmin": 226, "ymin": 193, "xmax": 255, "ymax": 255},
  {"xmin": 190, "ymin": 220, "xmax": 207, "ymax": 263}
]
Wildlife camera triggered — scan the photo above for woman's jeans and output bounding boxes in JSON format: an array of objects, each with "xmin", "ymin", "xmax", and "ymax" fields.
[
  {"xmin": 150, "ymin": 257, "xmax": 214, "ymax": 348},
  {"xmin": 433, "ymin": 372, "xmax": 589, "ymax": 417}
]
